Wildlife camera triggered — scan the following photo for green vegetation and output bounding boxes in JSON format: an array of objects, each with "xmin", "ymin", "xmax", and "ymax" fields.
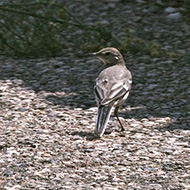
[
  {"xmin": 184, "ymin": 0, "xmax": 190, "ymax": 10},
  {"xmin": 0, "ymin": 0, "xmax": 184, "ymax": 58}
]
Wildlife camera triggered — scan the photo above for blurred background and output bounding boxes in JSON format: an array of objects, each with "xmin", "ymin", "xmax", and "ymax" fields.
[{"xmin": 0, "ymin": 0, "xmax": 189, "ymax": 57}]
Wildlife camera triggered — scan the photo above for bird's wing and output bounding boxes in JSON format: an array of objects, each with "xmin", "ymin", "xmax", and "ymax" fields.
[{"xmin": 95, "ymin": 76, "xmax": 131, "ymax": 106}]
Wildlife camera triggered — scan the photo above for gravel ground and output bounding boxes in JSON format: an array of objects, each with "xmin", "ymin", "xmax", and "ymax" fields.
[{"xmin": 0, "ymin": 1, "xmax": 190, "ymax": 190}]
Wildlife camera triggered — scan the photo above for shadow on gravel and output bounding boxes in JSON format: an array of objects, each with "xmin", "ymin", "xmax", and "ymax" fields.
[
  {"xmin": 46, "ymin": 94, "xmax": 95, "ymax": 109},
  {"xmin": 155, "ymin": 122, "xmax": 190, "ymax": 131},
  {"xmin": 0, "ymin": 56, "xmax": 189, "ymax": 130},
  {"xmin": 0, "ymin": 56, "xmax": 98, "ymax": 109}
]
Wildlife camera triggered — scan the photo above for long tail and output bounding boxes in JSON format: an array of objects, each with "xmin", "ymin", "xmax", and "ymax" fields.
[{"xmin": 94, "ymin": 104, "xmax": 114, "ymax": 137}]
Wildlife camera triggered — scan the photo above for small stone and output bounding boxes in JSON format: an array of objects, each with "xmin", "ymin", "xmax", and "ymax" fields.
[
  {"xmin": 142, "ymin": 121, "xmax": 155, "ymax": 127},
  {"xmin": 165, "ymin": 7, "xmax": 177, "ymax": 13},
  {"xmin": 134, "ymin": 16, "xmax": 142, "ymax": 22},
  {"xmin": 167, "ymin": 12, "xmax": 182, "ymax": 20}
]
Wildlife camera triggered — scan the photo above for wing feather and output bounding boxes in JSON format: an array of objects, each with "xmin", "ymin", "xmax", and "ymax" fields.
[
  {"xmin": 95, "ymin": 80, "xmax": 130, "ymax": 106},
  {"xmin": 95, "ymin": 65, "xmax": 132, "ymax": 106}
]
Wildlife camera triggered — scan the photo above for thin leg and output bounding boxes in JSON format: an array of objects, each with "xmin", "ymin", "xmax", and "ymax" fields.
[{"xmin": 114, "ymin": 107, "xmax": 125, "ymax": 131}]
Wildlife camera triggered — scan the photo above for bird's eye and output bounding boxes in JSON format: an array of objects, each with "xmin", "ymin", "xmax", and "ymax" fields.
[{"xmin": 104, "ymin": 52, "xmax": 111, "ymax": 56}]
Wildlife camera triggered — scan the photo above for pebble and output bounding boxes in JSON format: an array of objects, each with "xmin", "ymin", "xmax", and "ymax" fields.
[
  {"xmin": 167, "ymin": 12, "xmax": 182, "ymax": 20},
  {"xmin": 164, "ymin": 7, "xmax": 177, "ymax": 13}
]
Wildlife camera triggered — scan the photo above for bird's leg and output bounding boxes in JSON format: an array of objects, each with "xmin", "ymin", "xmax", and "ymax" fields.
[{"xmin": 114, "ymin": 107, "xmax": 125, "ymax": 131}]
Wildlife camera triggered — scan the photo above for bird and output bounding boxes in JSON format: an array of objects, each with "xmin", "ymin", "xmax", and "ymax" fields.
[{"xmin": 89, "ymin": 47, "xmax": 132, "ymax": 137}]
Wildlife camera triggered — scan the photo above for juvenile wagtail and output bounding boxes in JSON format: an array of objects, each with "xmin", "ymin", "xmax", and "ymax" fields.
[{"xmin": 90, "ymin": 47, "xmax": 132, "ymax": 137}]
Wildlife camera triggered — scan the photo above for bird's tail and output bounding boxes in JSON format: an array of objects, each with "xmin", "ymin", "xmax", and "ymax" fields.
[{"xmin": 94, "ymin": 104, "xmax": 114, "ymax": 137}]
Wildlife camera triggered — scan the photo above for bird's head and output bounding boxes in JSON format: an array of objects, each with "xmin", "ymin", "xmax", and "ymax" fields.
[{"xmin": 90, "ymin": 47, "xmax": 124, "ymax": 66}]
